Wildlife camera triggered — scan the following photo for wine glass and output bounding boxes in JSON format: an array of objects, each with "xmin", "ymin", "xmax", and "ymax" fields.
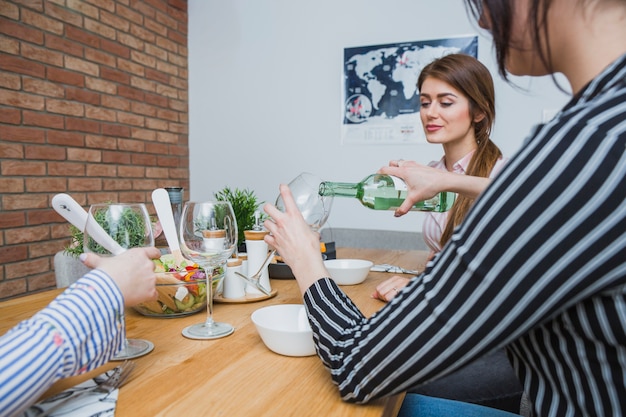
[
  {"xmin": 178, "ymin": 201, "xmax": 237, "ymax": 340},
  {"xmin": 83, "ymin": 203, "xmax": 155, "ymax": 360},
  {"xmin": 240, "ymin": 173, "xmax": 333, "ymax": 294}
]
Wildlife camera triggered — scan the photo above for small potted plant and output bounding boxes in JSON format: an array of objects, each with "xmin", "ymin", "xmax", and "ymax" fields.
[{"xmin": 213, "ymin": 187, "xmax": 265, "ymax": 252}]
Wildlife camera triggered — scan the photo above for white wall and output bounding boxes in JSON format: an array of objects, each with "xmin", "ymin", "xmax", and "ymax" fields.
[{"xmin": 188, "ymin": 0, "xmax": 570, "ymax": 234}]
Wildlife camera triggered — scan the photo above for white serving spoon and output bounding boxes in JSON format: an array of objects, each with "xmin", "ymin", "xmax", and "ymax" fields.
[
  {"xmin": 52, "ymin": 193, "xmax": 125, "ymax": 255},
  {"xmin": 151, "ymin": 188, "xmax": 185, "ymax": 264}
]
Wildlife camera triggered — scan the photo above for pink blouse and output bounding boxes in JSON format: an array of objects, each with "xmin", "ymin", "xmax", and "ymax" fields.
[{"xmin": 422, "ymin": 151, "xmax": 508, "ymax": 254}]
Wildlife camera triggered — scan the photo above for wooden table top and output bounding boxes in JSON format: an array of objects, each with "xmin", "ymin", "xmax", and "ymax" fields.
[{"xmin": 0, "ymin": 247, "xmax": 428, "ymax": 417}]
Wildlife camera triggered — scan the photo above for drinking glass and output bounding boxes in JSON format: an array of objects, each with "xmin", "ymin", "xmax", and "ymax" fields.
[
  {"xmin": 84, "ymin": 203, "xmax": 155, "ymax": 360},
  {"xmin": 241, "ymin": 173, "xmax": 333, "ymax": 293},
  {"xmin": 178, "ymin": 201, "xmax": 237, "ymax": 339}
]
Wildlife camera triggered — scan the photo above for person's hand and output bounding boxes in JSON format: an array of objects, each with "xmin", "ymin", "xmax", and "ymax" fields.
[
  {"xmin": 263, "ymin": 184, "xmax": 329, "ymax": 295},
  {"xmin": 81, "ymin": 247, "xmax": 161, "ymax": 307},
  {"xmin": 371, "ymin": 275, "xmax": 411, "ymax": 302},
  {"xmin": 379, "ymin": 159, "xmax": 451, "ymax": 217}
]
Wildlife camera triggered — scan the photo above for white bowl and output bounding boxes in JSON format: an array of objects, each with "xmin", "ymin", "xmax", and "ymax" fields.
[
  {"xmin": 251, "ymin": 304, "xmax": 316, "ymax": 357},
  {"xmin": 324, "ymin": 259, "xmax": 373, "ymax": 285}
]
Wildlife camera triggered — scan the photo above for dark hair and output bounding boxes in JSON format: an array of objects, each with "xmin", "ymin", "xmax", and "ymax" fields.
[
  {"xmin": 463, "ymin": 0, "xmax": 555, "ymax": 81},
  {"xmin": 417, "ymin": 53, "xmax": 503, "ymax": 247}
]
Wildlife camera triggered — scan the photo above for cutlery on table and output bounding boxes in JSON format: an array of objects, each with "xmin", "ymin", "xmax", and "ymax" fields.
[
  {"xmin": 34, "ymin": 360, "xmax": 135, "ymax": 417},
  {"xmin": 370, "ymin": 264, "xmax": 421, "ymax": 275}
]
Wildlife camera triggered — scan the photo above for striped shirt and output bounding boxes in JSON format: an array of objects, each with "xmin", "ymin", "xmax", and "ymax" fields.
[
  {"xmin": 304, "ymin": 52, "xmax": 626, "ymax": 416},
  {"xmin": 422, "ymin": 151, "xmax": 508, "ymax": 253},
  {"xmin": 0, "ymin": 270, "xmax": 125, "ymax": 417}
]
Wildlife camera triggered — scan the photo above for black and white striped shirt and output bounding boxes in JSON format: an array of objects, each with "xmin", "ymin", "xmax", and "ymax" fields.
[{"xmin": 304, "ymin": 53, "xmax": 626, "ymax": 416}]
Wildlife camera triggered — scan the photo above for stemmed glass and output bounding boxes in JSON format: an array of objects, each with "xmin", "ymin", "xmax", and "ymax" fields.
[
  {"xmin": 178, "ymin": 201, "xmax": 237, "ymax": 340},
  {"xmin": 239, "ymin": 172, "xmax": 333, "ymax": 293},
  {"xmin": 83, "ymin": 203, "xmax": 155, "ymax": 360}
]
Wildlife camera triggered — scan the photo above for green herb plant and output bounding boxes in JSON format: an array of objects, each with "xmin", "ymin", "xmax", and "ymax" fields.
[
  {"xmin": 213, "ymin": 187, "xmax": 265, "ymax": 244},
  {"xmin": 63, "ymin": 205, "xmax": 149, "ymax": 257}
]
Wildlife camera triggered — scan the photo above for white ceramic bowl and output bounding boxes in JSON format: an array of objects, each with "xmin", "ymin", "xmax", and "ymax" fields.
[
  {"xmin": 251, "ymin": 304, "xmax": 316, "ymax": 357},
  {"xmin": 324, "ymin": 259, "xmax": 373, "ymax": 285}
]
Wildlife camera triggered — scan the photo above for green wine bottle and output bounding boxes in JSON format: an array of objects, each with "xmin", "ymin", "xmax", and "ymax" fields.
[{"xmin": 318, "ymin": 174, "xmax": 455, "ymax": 212}]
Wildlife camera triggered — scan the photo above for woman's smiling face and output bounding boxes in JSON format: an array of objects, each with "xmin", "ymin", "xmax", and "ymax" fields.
[{"xmin": 419, "ymin": 77, "xmax": 477, "ymax": 147}]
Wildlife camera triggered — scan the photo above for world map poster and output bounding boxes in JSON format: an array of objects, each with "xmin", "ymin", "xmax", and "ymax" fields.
[{"xmin": 342, "ymin": 35, "xmax": 478, "ymax": 144}]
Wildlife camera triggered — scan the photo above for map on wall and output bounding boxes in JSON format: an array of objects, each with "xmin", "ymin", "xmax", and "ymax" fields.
[{"xmin": 342, "ymin": 35, "xmax": 478, "ymax": 145}]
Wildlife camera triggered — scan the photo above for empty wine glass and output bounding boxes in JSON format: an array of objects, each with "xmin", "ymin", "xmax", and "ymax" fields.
[
  {"xmin": 238, "ymin": 173, "xmax": 333, "ymax": 294},
  {"xmin": 84, "ymin": 203, "xmax": 155, "ymax": 360},
  {"xmin": 178, "ymin": 201, "xmax": 237, "ymax": 340}
]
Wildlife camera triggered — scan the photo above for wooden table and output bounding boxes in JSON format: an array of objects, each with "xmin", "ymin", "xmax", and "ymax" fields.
[{"xmin": 0, "ymin": 247, "xmax": 428, "ymax": 417}]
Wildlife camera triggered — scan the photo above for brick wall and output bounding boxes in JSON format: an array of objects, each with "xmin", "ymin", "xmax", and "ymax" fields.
[{"xmin": 0, "ymin": 0, "xmax": 189, "ymax": 300}]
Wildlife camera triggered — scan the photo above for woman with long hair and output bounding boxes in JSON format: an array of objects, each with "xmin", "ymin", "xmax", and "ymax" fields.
[{"xmin": 265, "ymin": 0, "xmax": 626, "ymax": 415}]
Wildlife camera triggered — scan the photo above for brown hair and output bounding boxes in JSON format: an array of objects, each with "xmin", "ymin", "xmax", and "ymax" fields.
[{"xmin": 417, "ymin": 53, "xmax": 503, "ymax": 247}]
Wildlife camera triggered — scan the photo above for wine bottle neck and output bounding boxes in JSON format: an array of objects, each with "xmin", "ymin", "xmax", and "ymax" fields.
[{"xmin": 319, "ymin": 181, "xmax": 358, "ymax": 198}]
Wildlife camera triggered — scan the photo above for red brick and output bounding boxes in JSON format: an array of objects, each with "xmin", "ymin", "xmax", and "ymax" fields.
[
  {"xmin": 101, "ymin": 95, "xmax": 131, "ymax": 111},
  {"xmin": 130, "ymin": 22, "xmax": 155, "ymax": 43},
  {"xmin": 0, "ymin": 107, "xmax": 20, "ymax": 124},
  {"xmin": 1, "ymin": 160, "xmax": 46, "ymax": 176},
  {"xmin": 0, "ymin": 142, "xmax": 23, "ymax": 158},
  {"xmin": 47, "ymin": 67, "xmax": 85, "ymax": 87},
  {"xmin": 0, "ymin": 125, "xmax": 45, "ymax": 142},
  {"xmin": 67, "ymin": 0, "xmax": 100, "ymax": 18},
  {"xmin": 85, "ymin": 47, "xmax": 116, "ymax": 67},
  {"xmin": 23, "ymin": 9, "xmax": 63, "ymax": 34},
  {"xmin": 47, "ymin": 130, "xmax": 85, "ymax": 147},
  {"xmin": 85, "ymin": 135, "xmax": 117, "ymax": 150},
  {"xmin": 0, "ymin": 177, "xmax": 24, "ymax": 193},
  {"xmin": 48, "ymin": 161, "xmax": 85, "ymax": 176},
  {"xmin": 0, "ymin": 211, "xmax": 26, "ymax": 228},
  {"xmin": 84, "ymin": 18, "xmax": 116, "ymax": 40},
  {"xmin": 66, "ymin": 25, "xmax": 99, "ymax": 49},
  {"xmin": 145, "ymin": 117, "xmax": 168, "ymax": 131},
  {"xmin": 157, "ymin": 154, "xmax": 180, "ymax": 168},
  {"xmin": 131, "ymin": 153, "xmax": 156, "ymax": 165},
  {"xmin": 67, "ymin": 147, "xmax": 101, "ymax": 162},
  {"xmin": 27, "ymin": 272, "xmax": 57, "ymax": 292},
  {"xmin": 117, "ymin": 58, "xmax": 144, "ymax": 76},
  {"xmin": 117, "ymin": 5, "xmax": 143, "ymax": 26},
  {"xmin": 25, "ymin": 177, "xmax": 67, "ymax": 192},
  {"xmin": 46, "ymin": 99, "xmax": 84, "ymax": 116},
  {"xmin": 118, "ymin": 138, "xmax": 144, "ymax": 152},
  {"xmin": 100, "ymin": 10, "xmax": 130, "ymax": 32},
  {"xmin": 103, "ymin": 178, "xmax": 132, "ymax": 190},
  {"xmin": 23, "ymin": 111, "xmax": 64, "ymax": 129},
  {"xmin": 27, "ymin": 210, "xmax": 65, "ymax": 227},
  {"xmin": 145, "ymin": 141, "xmax": 168, "ymax": 155},
  {"xmin": 117, "ymin": 111, "xmax": 144, "ymax": 127},
  {"xmin": 168, "ymin": 0, "xmax": 187, "ymax": 12},
  {"xmin": 85, "ymin": 105, "xmax": 116, "ymax": 121},
  {"xmin": 85, "ymin": 77, "xmax": 116, "ymax": 94},
  {"xmin": 117, "ymin": 85, "xmax": 145, "ymax": 101},
  {"xmin": 0, "ymin": 52, "xmax": 45, "ymax": 77},
  {"xmin": 29, "ymin": 239, "xmax": 65, "ymax": 258},
  {"xmin": 118, "ymin": 165, "xmax": 144, "ymax": 177},
  {"xmin": 66, "ymin": 116, "xmax": 101, "ymax": 133},
  {"xmin": 86, "ymin": 192, "xmax": 118, "ymax": 205},
  {"xmin": 86, "ymin": 163, "xmax": 117, "ymax": 177},
  {"xmin": 22, "ymin": 78, "xmax": 64, "ymax": 97},
  {"xmin": 45, "ymin": 33, "xmax": 84, "ymax": 57},
  {"xmin": 0, "ymin": 72, "xmax": 20, "ymax": 90},
  {"xmin": 65, "ymin": 56, "xmax": 99, "ymax": 76},
  {"xmin": 0, "ymin": 1, "xmax": 19, "ymax": 19},
  {"xmin": 0, "ymin": 279, "xmax": 27, "ymax": 300},
  {"xmin": 21, "ymin": 42, "xmax": 63, "ymax": 66},
  {"xmin": 144, "ymin": 92, "xmax": 168, "ymax": 108},
  {"xmin": 102, "ymin": 150, "xmax": 131, "ymax": 164},
  {"xmin": 102, "ymin": 123, "xmax": 130, "ymax": 138},
  {"xmin": 101, "ymin": 66, "xmax": 130, "ymax": 84},
  {"xmin": 131, "ymin": 128, "xmax": 155, "ymax": 140},
  {"xmin": 0, "ymin": 17, "xmax": 44, "ymax": 44},
  {"xmin": 66, "ymin": 87, "xmax": 100, "ymax": 105},
  {"xmin": 46, "ymin": 2, "xmax": 83, "ymax": 27},
  {"xmin": 24, "ymin": 144, "xmax": 66, "ymax": 160},
  {"xmin": 68, "ymin": 177, "xmax": 102, "ymax": 191},
  {"xmin": 117, "ymin": 32, "xmax": 144, "ymax": 51},
  {"xmin": 2, "ymin": 193, "xmax": 48, "ymax": 209},
  {"xmin": 5, "ymin": 256, "xmax": 50, "ymax": 278}
]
